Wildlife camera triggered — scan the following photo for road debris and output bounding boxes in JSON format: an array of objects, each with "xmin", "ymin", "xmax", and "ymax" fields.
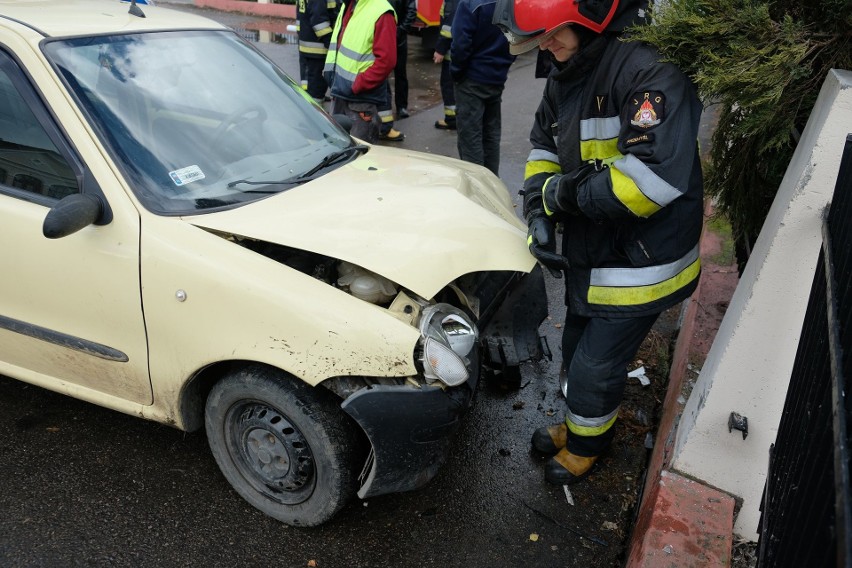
[
  {"xmin": 519, "ymin": 500, "xmax": 608, "ymax": 547},
  {"xmin": 563, "ymin": 485, "xmax": 575, "ymax": 506},
  {"xmin": 628, "ymin": 366, "xmax": 650, "ymax": 386}
]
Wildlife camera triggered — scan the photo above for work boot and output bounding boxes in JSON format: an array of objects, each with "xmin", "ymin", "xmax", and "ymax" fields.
[
  {"xmin": 397, "ymin": 108, "xmax": 410, "ymax": 119},
  {"xmin": 545, "ymin": 448, "xmax": 598, "ymax": 485},
  {"xmin": 531, "ymin": 423, "xmax": 567, "ymax": 455},
  {"xmin": 434, "ymin": 118, "xmax": 456, "ymax": 130},
  {"xmin": 379, "ymin": 128, "xmax": 405, "ymax": 142}
]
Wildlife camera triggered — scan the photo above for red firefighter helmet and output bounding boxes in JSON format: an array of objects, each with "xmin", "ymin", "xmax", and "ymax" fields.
[{"xmin": 493, "ymin": 0, "xmax": 621, "ymax": 54}]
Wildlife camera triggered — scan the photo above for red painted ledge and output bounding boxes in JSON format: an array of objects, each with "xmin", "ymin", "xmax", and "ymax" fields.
[
  {"xmin": 628, "ymin": 471, "xmax": 735, "ymax": 566},
  {"xmin": 626, "ymin": 198, "xmax": 738, "ymax": 567},
  {"xmin": 194, "ymin": 0, "xmax": 296, "ymax": 19}
]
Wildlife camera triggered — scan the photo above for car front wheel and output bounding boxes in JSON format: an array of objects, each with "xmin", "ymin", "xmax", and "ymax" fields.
[{"xmin": 205, "ymin": 364, "xmax": 359, "ymax": 526}]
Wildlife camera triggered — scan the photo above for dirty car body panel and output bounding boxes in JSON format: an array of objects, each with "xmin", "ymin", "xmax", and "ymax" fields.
[{"xmin": 0, "ymin": 0, "xmax": 546, "ymax": 524}]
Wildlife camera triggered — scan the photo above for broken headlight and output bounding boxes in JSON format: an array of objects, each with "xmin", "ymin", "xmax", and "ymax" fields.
[{"xmin": 418, "ymin": 304, "xmax": 478, "ymax": 387}]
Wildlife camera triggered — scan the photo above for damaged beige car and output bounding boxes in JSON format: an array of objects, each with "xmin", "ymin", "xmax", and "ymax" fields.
[{"xmin": 0, "ymin": 0, "xmax": 547, "ymax": 526}]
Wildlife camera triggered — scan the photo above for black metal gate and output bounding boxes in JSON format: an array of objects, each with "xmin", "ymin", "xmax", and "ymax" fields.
[{"xmin": 757, "ymin": 133, "xmax": 852, "ymax": 567}]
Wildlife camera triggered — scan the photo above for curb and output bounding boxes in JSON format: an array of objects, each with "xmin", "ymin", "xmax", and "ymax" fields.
[
  {"xmin": 193, "ymin": 0, "xmax": 295, "ymax": 19},
  {"xmin": 626, "ymin": 200, "xmax": 738, "ymax": 567}
]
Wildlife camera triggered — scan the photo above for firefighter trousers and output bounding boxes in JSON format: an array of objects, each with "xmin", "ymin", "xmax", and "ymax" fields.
[{"xmin": 560, "ymin": 311, "xmax": 660, "ymax": 456}]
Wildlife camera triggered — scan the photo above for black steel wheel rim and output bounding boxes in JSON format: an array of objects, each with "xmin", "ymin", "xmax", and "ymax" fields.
[{"xmin": 225, "ymin": 401, "xmax": 316, "ymax": 505}]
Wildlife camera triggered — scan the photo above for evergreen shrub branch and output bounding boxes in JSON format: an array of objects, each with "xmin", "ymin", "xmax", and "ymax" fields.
[{"xmin": 627, "ymin": 0, "xmax": 852, "ymax": 244}]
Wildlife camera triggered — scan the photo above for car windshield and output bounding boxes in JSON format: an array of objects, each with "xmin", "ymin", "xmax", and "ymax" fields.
[{"xmin": 43, "ymin": 31, "xmax": 354, "ymax": 214}]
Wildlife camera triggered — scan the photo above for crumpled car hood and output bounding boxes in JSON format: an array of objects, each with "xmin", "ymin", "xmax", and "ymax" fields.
[{"xmin": 184, "ymin": 146, "xmax": 536, "ymax": 299}]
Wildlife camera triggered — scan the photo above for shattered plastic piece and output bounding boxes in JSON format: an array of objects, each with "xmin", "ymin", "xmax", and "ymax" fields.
[
  {"xmin": 529, "ymin": 533, "xmax": 539, "ymax": 542},
  {"xmin": 628, "ymin": 366, "xmax": 650, "ymax": 386},
  {"xmin": 677, "ymin": 395, "xmax": 686, "ymax": 405},
  {"xmin": 663, "ymin": 544, "xmax": 674, "ymax": 554},
  {"xmin": 563, "ymin": 485, "xmax": 575, "ymax": 505},
  {"xmin": 728, "ymin": 411, "xmax": 749, "ymax": 439},
  {"xmin": 644, "ymin": 432, "xmax": 654, "ymax": 449},
  {"xmin": 602, "ymin": 521, "xmax": 618, "ymax": 531}
]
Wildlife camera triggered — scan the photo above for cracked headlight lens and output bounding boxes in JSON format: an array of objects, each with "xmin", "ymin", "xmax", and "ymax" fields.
[{"xmin": 418, "ymin": 304, "xmax": 478, "ymax": 386}]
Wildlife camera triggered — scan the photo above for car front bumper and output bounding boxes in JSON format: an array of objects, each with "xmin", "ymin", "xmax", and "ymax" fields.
[{"xmin": 340, "ymin": 362, "xmax": 479, "ymax": 500}]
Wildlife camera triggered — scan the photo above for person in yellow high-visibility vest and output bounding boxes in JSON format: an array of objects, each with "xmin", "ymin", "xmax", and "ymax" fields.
[{"xmin": 324, "ymin": 0, "xmax": 398, "ymax": 143}]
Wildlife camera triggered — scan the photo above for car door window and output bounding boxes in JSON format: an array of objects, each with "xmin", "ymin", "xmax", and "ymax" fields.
[{"xmin": 0, "ymin": 52, "xmax": 77, "ymax": 200}]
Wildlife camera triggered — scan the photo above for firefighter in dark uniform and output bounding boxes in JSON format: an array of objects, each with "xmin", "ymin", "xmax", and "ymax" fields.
[
  {"xmin": 297, "ymin": 0, "xmax": 338, "ymax": 102},
  {"xmin": 493, "ymin": 0, "xmax": 704, "ymax": 485},
  {"xmin": 432, "ymin": 0, "xmax": 457, "ymax": 129}
]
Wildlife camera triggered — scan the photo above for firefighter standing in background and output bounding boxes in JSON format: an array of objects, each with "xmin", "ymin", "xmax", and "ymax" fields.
[
  {"xmin": 297, "ymin": 0, "xmax": 338, "ymax": 103},
  {"xmin": 432, "ymin": 0, "xmax": 457, "ymax": 130},
  {"xmin": 493, "ymin": 0, "xmax": 704, "ymax": 485},
  {"xmin": 378, "ymin": 0, "xmax": 416, "ymax": 141},
  {"xmin": 390, "ymin": 0, "xmax": 417, "ymax": 118}
]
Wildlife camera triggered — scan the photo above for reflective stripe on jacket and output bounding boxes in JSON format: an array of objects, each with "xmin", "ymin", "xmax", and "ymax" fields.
[
  {"xmin": 298, "ymin": 0, "xmax": 336, "ymax": 58},
  {"xmin": 524, "ymin": 36, "xmax": 704, "ymax": 317},
  {"xmin": 323, "ymin": 0, "xmax": 395, "ymax": 105}
]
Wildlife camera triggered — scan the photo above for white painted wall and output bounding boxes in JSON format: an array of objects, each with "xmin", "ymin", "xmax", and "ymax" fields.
[{"xmin": 671, "ymin": 69, "xmax": 852, "ymax": 540}]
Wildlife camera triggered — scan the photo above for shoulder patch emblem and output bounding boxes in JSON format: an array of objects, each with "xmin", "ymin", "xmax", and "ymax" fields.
[{"xmin": 630, "ymin": 92, "xmax": 664, "ymax": 129}]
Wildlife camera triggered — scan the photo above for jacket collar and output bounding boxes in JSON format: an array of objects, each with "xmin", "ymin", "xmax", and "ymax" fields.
[{"xmin": 550, "ymin": 33, "xmax": 610, "ymax": 82}]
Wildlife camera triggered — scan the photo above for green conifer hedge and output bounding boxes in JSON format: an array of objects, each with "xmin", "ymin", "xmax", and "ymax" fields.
[{"xmin": 628, "ymin": 0, "xmax": 851, "ymax": 267}]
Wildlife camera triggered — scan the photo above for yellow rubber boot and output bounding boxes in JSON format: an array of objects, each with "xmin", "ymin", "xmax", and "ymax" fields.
[
  {"xmin": 531, "ymin": 423, "xmax": 568, "ymax": 455},
  {"xmin": 545, "ymin": 448, "xmax": 598, "ymax": 485}
]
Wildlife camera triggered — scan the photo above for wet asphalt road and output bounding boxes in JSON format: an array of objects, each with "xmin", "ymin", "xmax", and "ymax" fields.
[{"xmin": 0, "ymin": 4, "xmax": 647, "ymax": 567}]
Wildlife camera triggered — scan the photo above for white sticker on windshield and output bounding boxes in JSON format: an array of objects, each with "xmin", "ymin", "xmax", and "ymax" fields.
[{"xmin": 169, "ymin": 165, "xmax": 206, "ymax": 186}]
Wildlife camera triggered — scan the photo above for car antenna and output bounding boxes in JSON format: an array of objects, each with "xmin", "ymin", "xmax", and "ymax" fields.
[{"xmin": 128, "ymin": 0, "xmax": 146, "ymax": 18}]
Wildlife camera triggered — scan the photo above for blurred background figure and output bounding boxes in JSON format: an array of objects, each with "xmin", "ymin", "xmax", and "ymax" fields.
[
  {"xmin": 391, "ymin": 0, "xmax": 416, "ymax": 118},
  {"xmin": 432, "ymin": 0, "xmax": 457, "ymax": 130},
  {"xmin": 323, "ymin": 0, "xmax": 398, "ymax": 143},
  {"xmin": 379, "ymin": 0, "xmax": 417, "ymax": 141},
  {"xmin": 297, "ymin": 0, "xmax": 338, "ymax": 103},
  {"xmin": 449, "ymin": 0, "xmax": 513, "ymax": 175}
]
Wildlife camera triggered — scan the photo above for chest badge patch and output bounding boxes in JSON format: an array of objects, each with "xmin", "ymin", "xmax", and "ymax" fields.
[{"xmin": 630, "ymin": 92, "xmax": 664, "ymax": 128}]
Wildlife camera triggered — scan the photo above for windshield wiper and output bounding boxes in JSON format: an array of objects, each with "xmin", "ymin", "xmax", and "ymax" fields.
[
  {"xmin": 226, "ymin": 144, "xmax": 368, "ymax": 190},
  {"xmin": 296, "ymin": 144, "xmax": 369, "ymax": 180}
]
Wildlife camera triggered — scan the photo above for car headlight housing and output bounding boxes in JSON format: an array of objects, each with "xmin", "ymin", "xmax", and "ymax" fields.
[{"xmin": 418, "ymin": 304, "xmax": 478, "ymax": 387}]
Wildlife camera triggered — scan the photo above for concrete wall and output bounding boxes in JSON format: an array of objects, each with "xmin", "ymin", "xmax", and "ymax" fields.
[
  {"xmin": 194, "ymin": 0, "xmax": 296, "ymax": 19},
  {"xmin": 671, "ymin": 69, "xmax": 852, "ymax": 539}
]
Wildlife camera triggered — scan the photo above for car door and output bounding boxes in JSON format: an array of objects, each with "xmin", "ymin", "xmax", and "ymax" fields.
[{"xmin": 0, "ymin": 48, "xmax": 151, "ymax": 405}]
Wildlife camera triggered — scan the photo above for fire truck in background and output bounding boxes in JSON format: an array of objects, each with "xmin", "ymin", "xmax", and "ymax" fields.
[{"xmin": 409, "ymin": 0, "xmax": 442, "ymax": 50}]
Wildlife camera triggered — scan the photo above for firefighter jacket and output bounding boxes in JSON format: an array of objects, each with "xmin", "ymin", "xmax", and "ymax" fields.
[
  {"xmin": 434, "ymin": 0, "xmax": 457, "ymax": 57},
  {"xmin": 524, "ymin": 34, "xmax": 704, "ymax": 318},
  {"xmin": 297, "ymin": 0, "xmax": 338, "ymax": 59},
  {"xmin": 323, "ymin": 0, "xmax": 397, "ymax": 106}
]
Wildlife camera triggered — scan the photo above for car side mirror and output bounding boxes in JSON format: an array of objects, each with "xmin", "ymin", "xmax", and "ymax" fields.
[{"xmin": 42, "ymin": 193, "xmax": 104, "ymax": 239}]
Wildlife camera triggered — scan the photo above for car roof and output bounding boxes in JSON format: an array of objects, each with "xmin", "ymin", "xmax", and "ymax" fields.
[{"xmin": 0, "ymin": 0, "xmax": 225, "ymax": 38}]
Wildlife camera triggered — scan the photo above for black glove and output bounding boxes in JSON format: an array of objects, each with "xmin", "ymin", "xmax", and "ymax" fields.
[
  {"xmin": 542, "ymin": 163, "xmax": 597, "ymax": 216},
  {"xmin": 527, "ymin": 214, "xmax": 569, "ymax": 278}
]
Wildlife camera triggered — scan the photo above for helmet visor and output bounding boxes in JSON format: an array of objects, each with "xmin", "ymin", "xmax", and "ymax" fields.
[
  {"xmin": 505, "ymin": 25, "xmax": 564, "ymax": 55},
  {"xmin": 493, "ymin": 0, "xmax": 619, "ymax": 53}
]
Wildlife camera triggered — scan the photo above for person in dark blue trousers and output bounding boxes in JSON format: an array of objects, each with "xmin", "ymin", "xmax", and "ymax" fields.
[
  {"xmin": 449, "ymin": 0, "xmax": 514, "ymax": 176},
  {"xmin": 433, "ymin": 0, "xmax": 458, "ymax": 130}
]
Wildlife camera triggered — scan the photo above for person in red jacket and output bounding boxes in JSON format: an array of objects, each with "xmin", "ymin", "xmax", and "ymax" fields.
[{"xmin": 324, "ymin": 0, "xmax": 398, "ymax": 143}]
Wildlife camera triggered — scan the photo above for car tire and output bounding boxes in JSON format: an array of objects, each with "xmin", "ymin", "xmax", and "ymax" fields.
[{"xmin": 205, "ymin": 364, "xmax": 359, "ymax": 526}]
